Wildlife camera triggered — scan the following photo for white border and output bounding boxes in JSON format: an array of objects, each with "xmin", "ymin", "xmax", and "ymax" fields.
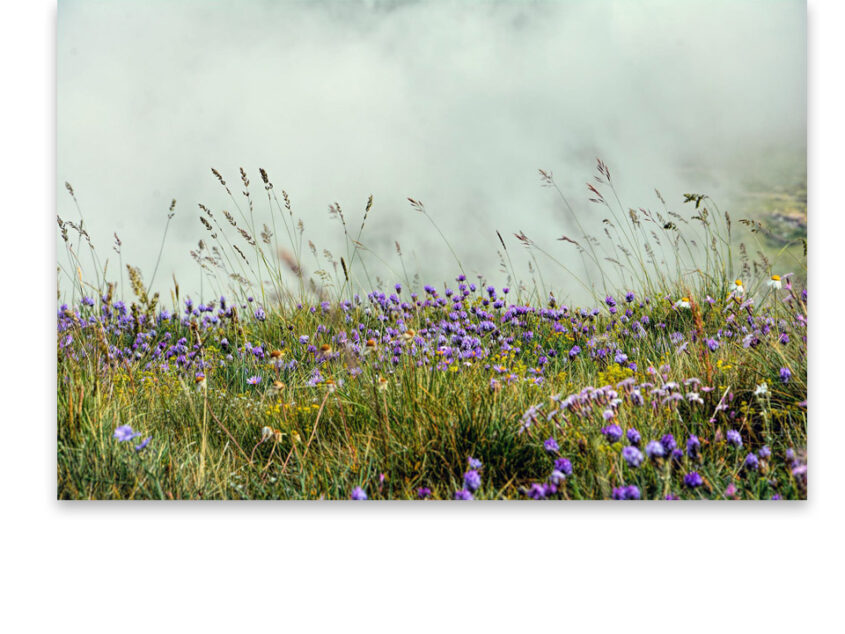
[{"xmin": 2, "ymin": 1, "xmax": 840, "ymax": 631}]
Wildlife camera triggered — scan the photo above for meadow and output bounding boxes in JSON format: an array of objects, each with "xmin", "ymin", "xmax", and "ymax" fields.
[{"xmin": 56, "ymin": 162, "xmax": 807, "ymax": 500}]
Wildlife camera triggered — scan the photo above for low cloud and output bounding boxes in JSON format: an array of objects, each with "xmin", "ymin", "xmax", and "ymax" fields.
[{"xmin": 57, "ymin": 0, "xmax": 806, "ymax": 302}]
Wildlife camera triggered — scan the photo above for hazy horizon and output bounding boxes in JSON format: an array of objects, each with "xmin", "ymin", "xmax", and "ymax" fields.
[{"xmin": 57, "ymin": 0, "xmax": 806, "ymax": 304}]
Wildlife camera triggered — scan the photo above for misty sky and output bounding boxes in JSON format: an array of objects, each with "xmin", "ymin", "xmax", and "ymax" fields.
[{"xmin": 57, "ymin": 0, "xmax": 806, "ymax": 302}]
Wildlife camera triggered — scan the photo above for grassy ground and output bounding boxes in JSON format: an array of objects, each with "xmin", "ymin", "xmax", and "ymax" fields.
[{"xmin": 56, "ymin": 165, "xmax": 808, "ymax": 500}]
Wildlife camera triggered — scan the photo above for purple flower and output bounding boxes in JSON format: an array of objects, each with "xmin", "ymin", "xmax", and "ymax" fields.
[
  {"xmin": 113, "ymin": 425, "xmax": 141, "ymax": 442},
  {"xmin": 463, "ymin": 470, "xmax": 482, "ymax": 491},
  {"xmin": 744, "ymin": 453, "xmax": 759, "ymax": 471},
  {"xmin": 543, "ymin": 437, "xmax": 560, "ymax": 453},
  {"xmin": 605, "ymin": 295, "xmax": 616, "ymax": 308},
  {"xmin": 625, "ymin": 292, "xmax": 635, "ymax": 303},
  {"xmin": 298, "ymin": 335, "xmax": 309, "ymax": 345},
  {"xmin": 705, "ymin": 338, "xmax": 719, "ymax": 352},
  {"xmin": 758, "ymin": 446, "xmax": 771, "ymax": 459},
  {"xmin": 686, "ymin": 435, "xmax": 700, "ymax": 458},
  {"xmin": 467, "ymin": 456, "xmax": 483, "ymax": 470},
  {"xmin": 660, "ymin": 434, "xmax": 677, "ymax": 453},
  {"xmin": 247, "ymin": 375, "xmax": 261, "ymax": 385},
  {"xmin": 568, "ymin": 345, "xmax": 581, "ymax": 359},
  {"xmin": 554, "ymin": 457, "xmax": 573, "ymax": 476},
  {"xmin": 611, "ymin": 485, "xmax": 641, "ymax": 500},
  {"xmin": 549, "ymin": 470, "xmax": 567, "ymax": 485},
  {"xmin": 780, "ymin": 367, "xmax": 792, "ymax": 384},
  {"xmin": 254, "ymin": 307, "xmax": 266, "ymax": 321},
  {"xmin": 417, "ymin": 487, "xmax": 432, "ymax": 499},
  {"xmin": 134, "ymin": 437, "xmax": 152, "ymax": 452},
  {"xmin": 725, "ymin": 483, "xmax": 738, "ymax": 498},
  {"xmin": 645, "ymin": 440, "xmax": 665, "ymax": 459},
  {"xmin": 525, "ymin": 483, "xmax": 556, "ymax": 499},
  {"xmin": 454, "ymin": 489, "xmax": 474, "ymax": 500},
  {"xmin": 626, "ymin": 428, "xmax": 641, "ymax": 445},
  {"xmin": 726, "ymin": 429, "xmax": 743, "ymax": 448},
  {"xmin": 350, "ymin": 487, "xmax": 368, "ymax": 500},
  {"xmin": 684, "ymin": 472, "xmax": 704, "ymax": 488},
  {"xmin": 621, "ymin": 446, "xmax": 644, "ymax": 467},
  {"xmin": 601, "ymin": 424, "xmax": 623, "ymax": 443}
]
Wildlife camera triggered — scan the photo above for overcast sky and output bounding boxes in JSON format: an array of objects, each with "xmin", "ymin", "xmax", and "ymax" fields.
[{"xmin": 57, "ymin": 0, "xmax": 806, "ymax": 303}]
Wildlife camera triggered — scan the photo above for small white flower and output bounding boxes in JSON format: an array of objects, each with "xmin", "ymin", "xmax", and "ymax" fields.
[
  {"xmin": 731, "ymin": 279, "xmax": 745, "ymax": 296},
  {"xmin": 673, "ymin": 297, "xmax": 691, "ymax": 310},
  {"xmin": 686, "ymin": 392, "xmax": 704, "ymax": 405},
  {"xmin": 768, "ymin": 275, "xmax": 782, "ymax": 289},
  {"xmin": 754, "ymin": 382, "xmax": 769, "ymax": 397},
  {"xmin": 261, "ymin": 426, "xmax": 274, "ymax": 442}
]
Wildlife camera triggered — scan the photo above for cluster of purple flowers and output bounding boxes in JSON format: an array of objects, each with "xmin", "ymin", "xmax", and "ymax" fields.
[
  {"xmin": 684, "ymin": 472, "xmax": 704, "ymax": 488},
  {"xmin": 59, "ymin": 272, "xmax": 806, "ymax": 500},
  {"xmin": 59, "ymin": 271, "xmax": 806, "ymax": 415},
  {"xmin": 601, "ymin": 424, "xmax": 623, "ymax": 443},
  {"xmin": 622, "ymin": 446, "xmax": 644, "ymax": 467},
  {"xmin": 611, "ymin": 485, "xmax": 641, "ymax": 500}
]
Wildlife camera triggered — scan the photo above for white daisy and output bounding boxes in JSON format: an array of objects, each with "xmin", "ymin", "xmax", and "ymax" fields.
[
  {"xmin": 673, "ymin": 297, "xmax": 691, "ymax": 310},
  {"xmin": 768, "ymin": 275, "xmax": 782, "ymax": 289}
]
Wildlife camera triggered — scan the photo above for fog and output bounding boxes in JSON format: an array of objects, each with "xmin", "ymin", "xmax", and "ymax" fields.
[{"xmin": 57, "ymin": 0, "xmax": 806, "ymax": 304}]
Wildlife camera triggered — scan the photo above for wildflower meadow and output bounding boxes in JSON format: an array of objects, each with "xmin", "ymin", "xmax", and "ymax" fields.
[{"xmin": 56, "ymin": 163, "xmax": 807, "ymax": 500}]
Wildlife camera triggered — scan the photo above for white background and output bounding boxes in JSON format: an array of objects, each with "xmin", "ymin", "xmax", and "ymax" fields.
[{"xmin": 1, "ymin": 1, "xmax": 840, "ymax": 632}]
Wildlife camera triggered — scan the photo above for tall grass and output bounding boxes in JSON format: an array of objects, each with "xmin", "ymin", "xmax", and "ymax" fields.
[{"xmin": 56, "ymin": 160, "xmax": 808, "ymax": 500}]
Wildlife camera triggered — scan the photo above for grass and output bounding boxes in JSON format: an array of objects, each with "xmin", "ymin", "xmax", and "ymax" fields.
[{"xmin": 56, "ymin": 160, "xmax": 807, "ymax": 500}]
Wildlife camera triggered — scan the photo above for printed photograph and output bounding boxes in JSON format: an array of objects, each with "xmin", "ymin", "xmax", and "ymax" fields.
[{"xmin": 56, "ymin": 0, "xmax": 807, "ymax": 500}]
